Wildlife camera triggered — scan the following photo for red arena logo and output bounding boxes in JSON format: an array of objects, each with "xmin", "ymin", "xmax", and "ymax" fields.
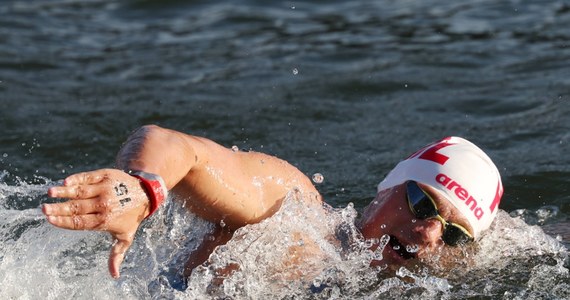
[{"xmin": 435, "ymin": 173, "xmax": 484, "ymax": 220}]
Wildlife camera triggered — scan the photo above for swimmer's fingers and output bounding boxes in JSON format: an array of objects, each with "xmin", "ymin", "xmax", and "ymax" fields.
[
  {"xmin": 48, "ymin": 184, "xmax": 103, "ymax": 200},
  {"xmin": 43, "ymin": 168, "xmax": 148, "ymax": 278},
  {"xmin": 108, "ymin": 233, "xmax": 135, "ymax": 279},
  {"xmin": 42, "ymin": 198, "xmax": 106, "ymax": 217},
  {"xmin": 44, "ymin": 213, "xmax": 105, "ymax": 231},
  {"xmin": 48, "ymin": 169, "xmax": 116, "ymax": 199},
  {"xmin": 62, "ymin": 169, "xmax": 110, "ymax": 186}
]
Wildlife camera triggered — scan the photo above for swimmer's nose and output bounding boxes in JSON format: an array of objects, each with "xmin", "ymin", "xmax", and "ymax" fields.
[{"xmin": 412, "ymin": 218, "xmax": 444, "ymax": 249}]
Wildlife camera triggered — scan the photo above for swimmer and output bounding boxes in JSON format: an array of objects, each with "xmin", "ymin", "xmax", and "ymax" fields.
[{"xmin": 42, "ymin": 125, "xmax": 503, "ymax": 279}]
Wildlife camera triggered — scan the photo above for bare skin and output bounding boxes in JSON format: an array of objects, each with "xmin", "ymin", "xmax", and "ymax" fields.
[
  {"xmin": 43, "ymin": 125, "xmax": 476, "ymax": 279},
  {"xmin": 358, "ymin": 182, "xmax": 474, "ymax": 267},
  {"xmin": 43, "ymin": 125, "xmax": 321, "ymax": 278}
]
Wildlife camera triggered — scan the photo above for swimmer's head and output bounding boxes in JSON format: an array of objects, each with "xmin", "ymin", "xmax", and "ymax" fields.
[{"xmin": 378, "ymin": 137, "xmax": 503, "ymax": 239}]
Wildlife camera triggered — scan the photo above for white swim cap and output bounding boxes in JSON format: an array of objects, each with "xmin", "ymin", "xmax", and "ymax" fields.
[{"xmin": 377, "ymin": 137, "xmax": 503, "ymax": 239}]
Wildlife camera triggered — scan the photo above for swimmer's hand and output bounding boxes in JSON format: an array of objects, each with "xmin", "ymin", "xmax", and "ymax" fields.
[{"xmin": 43, "ymin": 169, "xmax": 151, "ymax": 279}]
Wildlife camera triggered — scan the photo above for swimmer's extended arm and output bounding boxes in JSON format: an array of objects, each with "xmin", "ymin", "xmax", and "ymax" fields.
[
  {"xmin": 114, "ymin": 125, "xmax": 320, "ymax": 226},
  {"xmin": 43, "ymin": 125, "xmax": 320, "ymax": 278}
]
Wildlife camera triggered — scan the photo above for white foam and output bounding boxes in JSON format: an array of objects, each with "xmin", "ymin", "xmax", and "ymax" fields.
[{"xmin": 0, "ymin": 178, "xmax": 568, "ymax": 299}]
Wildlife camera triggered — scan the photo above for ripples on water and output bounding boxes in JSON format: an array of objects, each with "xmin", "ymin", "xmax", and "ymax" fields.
[{"xmin": 1, "ymin": 0, "xmax": 569, "ymax": 298}]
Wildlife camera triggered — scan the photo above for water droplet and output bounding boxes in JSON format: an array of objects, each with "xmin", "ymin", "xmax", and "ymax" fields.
[
  {"xmin": 292, "ymin": 68, "xmax": 299, "ymax": 75},
  {"xmin": 411, "ymin": 219, "xmax": 417, "ymax": 223},
  {"xmin": 366, "ymin": 238, "xmax": 379, "ymax": 248},
  {"xmin": 312, "ymin": 278, "xmax": 322, "ymax": 287},
  {"xmin": 2, "ymin": 153, "xmax": 7, "ymax": 158},
  {"xmin": 380, "ymin": 224, "xmax": 386, "ymax": 229},
  {"xmin": 312, "ymin": 173, "xmax": 324, "ymax": 184},
  {"xmin": 291, "ymin": 6, "xmax": 295, "ymax": 9},
  {"xmin": 220, "ymin": 219, "xmax": 226, "ymax": 227},
  {"xmin": 404, "ymin": 84, "xmax": 408, "ymax": 88},
  {"xmin": 405, "ymin": 244, "xmax": 420, "ymax": 253},
  {"xmin": 378, "ymin": 234, "xmax": 391, "ymax": 251},
  {"xmin": 372, "ymin": 252, "xmax": 383, "ymax": 261},
  {"xmin": 393, "ymin": 245, "xmax": 400, "ymax": 250},
  {"xmin": 231, "ymin": 145, "xmax": 239, "ymax": 152}
]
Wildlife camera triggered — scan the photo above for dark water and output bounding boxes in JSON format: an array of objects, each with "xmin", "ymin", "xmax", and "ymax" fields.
[{"xmin": 1, "ymin": 0, "xmax": 569, "ymax": 298}]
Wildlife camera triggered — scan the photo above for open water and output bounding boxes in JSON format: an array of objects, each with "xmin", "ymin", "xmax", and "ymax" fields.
[{"xmin": 0, "ymin": 0, "xmax": 569, "ymax": 299}]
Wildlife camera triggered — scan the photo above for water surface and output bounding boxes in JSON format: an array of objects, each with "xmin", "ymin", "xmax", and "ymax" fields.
[{"xmin": 1, "ymin": 0, "xmax": 569, "ymax": 298}]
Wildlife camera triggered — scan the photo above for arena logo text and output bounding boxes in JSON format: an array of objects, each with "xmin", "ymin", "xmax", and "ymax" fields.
[{"xmin": 435, "ymin": 173, "xmax": 484, "ymax": 220}]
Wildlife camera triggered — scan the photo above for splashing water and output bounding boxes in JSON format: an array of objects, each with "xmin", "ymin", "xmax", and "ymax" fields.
[
  {"xmin": 406, "ymin": 244, "xmax": 420, "ymax": 254},
  {"xmin": 396, "ymin": 266, "xmax": 453, "ymax": 293},
  {"xmin": 372, "ymin": 234, "xmax": 391, "ymax": 261},
  {"xmin": 0, "ymin": 176, "xmax": 568, "ymax": 299}
]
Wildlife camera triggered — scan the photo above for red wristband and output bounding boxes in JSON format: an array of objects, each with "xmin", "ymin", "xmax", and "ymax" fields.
[{"xmin": 127, "ymin": 170, "xmax": 168, "ymax": 218}]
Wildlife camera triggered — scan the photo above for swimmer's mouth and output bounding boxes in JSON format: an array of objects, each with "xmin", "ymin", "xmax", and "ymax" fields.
[{"xmin": 389, "ymin": 235, "xmax": 416, "ymax": 260}]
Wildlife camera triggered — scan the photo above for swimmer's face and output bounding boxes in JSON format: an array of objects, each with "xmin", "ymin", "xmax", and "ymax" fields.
[{"xmin": 358, "ymin": 182, "xmax": 474, "ymax": 268}]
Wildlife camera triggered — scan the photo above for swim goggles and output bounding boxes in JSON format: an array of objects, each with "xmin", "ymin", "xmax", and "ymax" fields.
[{"xmin": 406, "ymin": 181, "xmax": 474, "ymax": 246}]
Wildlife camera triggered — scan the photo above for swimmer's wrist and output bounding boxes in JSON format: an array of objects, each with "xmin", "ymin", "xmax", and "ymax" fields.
[{"xmin": 126, "ymin": 170, "xmax": 168, "ymax": 219}]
